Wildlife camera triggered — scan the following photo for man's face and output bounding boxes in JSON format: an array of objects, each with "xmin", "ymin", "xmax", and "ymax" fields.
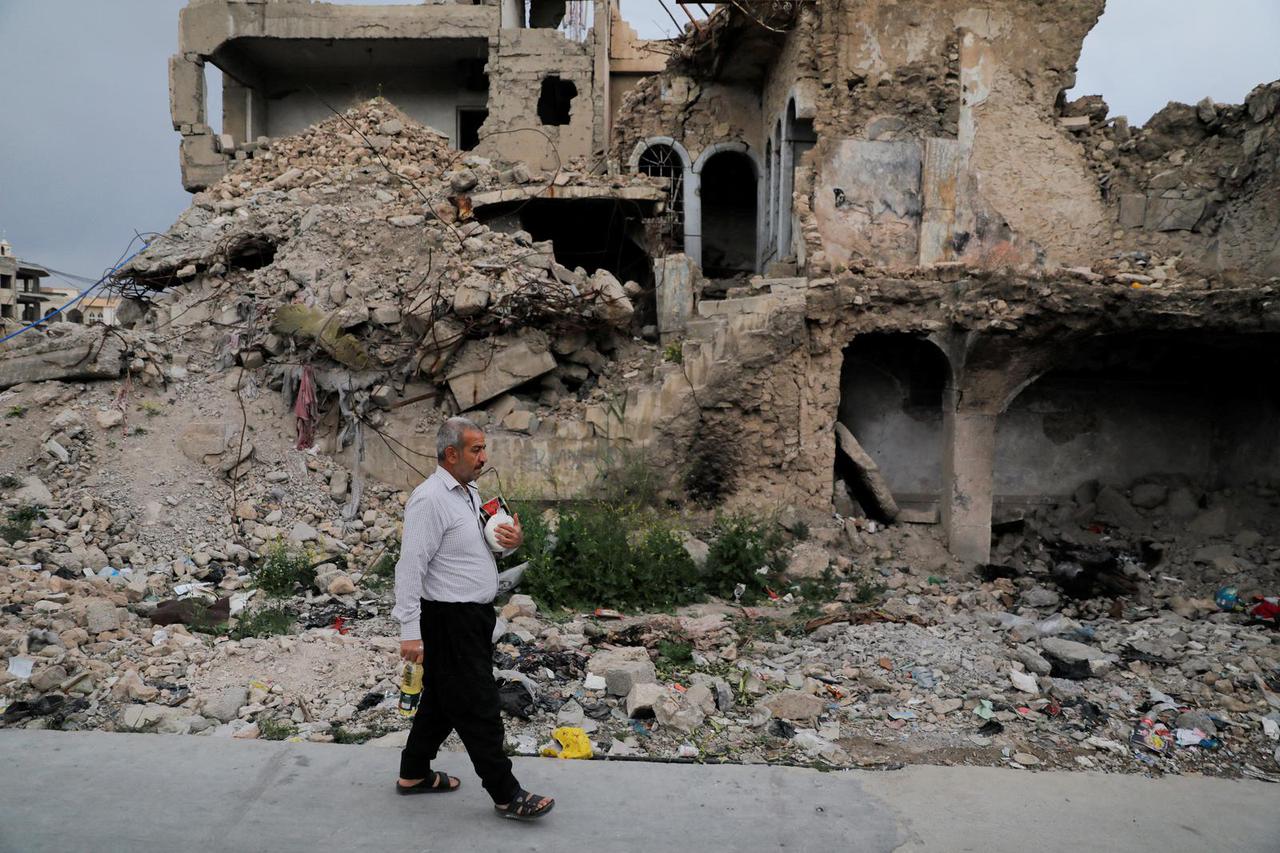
[{"xmin": 445, "ymin": 428, "xmax": 487, "ymax": 483}]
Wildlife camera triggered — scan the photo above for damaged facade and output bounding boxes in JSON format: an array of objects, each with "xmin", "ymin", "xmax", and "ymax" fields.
[
  {"xmin": 607, "ymin": 0, "xmax": 1280, "ymax": 564},
  {"xmin": 19, "ymin": 0, "xmax": 1280, "ymax": 568},
  {"xmin": 170, "ymin": 0, "xmax": 667, "ymax": 189}
]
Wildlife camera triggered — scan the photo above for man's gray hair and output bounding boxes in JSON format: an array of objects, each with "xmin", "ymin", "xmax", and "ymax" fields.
[{"xmin": 436, "ymin": 416, "xmax": 483, "ymax": 461}]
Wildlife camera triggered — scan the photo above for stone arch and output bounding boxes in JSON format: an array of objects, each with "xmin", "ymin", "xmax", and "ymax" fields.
[
  {"xmin": 630, "ymin": 136, "xmax": 695, "ymax": 255},
  {"xmin": 836, "ymin": 332, "xmax": 954, "ymax": 520},
  {"xmin": 691, "ymin": 141, "xmax": 761, "ymax": 275}
]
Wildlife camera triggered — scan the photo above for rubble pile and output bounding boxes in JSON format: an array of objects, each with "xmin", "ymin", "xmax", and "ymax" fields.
[
  {"xmin": 114, "ymin": 98, "xmax": 666, "ymax": 421},
  {"xmin": 3, "ymin": 409, "xmax": 1277, "ymax": 779}
]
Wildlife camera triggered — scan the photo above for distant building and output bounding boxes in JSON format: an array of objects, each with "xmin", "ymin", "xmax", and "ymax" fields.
[
  {"xmin": 76, "ymin": 294, "xmax": 121, "ymax": 326},
  {"xmin": 40, "ymin": 285, "xmax": 81, "ymax": 316},
  {"xmin": 0, "ymin": 240, "xmax": 52, "ymax": 324}
]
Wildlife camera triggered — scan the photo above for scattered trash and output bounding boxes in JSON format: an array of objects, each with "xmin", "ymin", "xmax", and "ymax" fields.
[
  {"xmin": 1215, "ymin": 585, "xmax": 1241, "ymax": 611},
  {"xmin": 1176, "ymin": 728, "xmax": 1208, "ymax": 747},
  {"xmin": 1247, "ymin": 596, "xmax": 1279, "ymax": 626},
  {"xmin": 1009, "ymin": 669, "xmax": 1039, "ymax": 694},
  {"xmin": 1132, "ymin": 717, "xmax": 1173, "ymax": 755},
  {"xmin": 541, "ymin": 726, "xmax": 592, "ymax": 759},
  {"xmin": 496, "ymin": 562, "xmax": 527, "ymax": 596},
  {"xmin": 7, "ymin": 656, "xmax": 35, "ymax": 680},
  {"xmin": 973, "ymin": 699, "xmax": 995, "ymax": 720},
  {"xmin": 497, "ymin": 676, "xmax": 536, "ymax": 719},
  {"xmin": 910, "ymin": 667, "xmax": 936, "ymax": 689},
  {"xmin": 977, "ymin": 720, "xmax": 1004, "ymax": 736},
  {"xmin": 675, "ymin": 743, "xmax": 699, "ymax": 759},
  {"xmin": 592, "ymin": 608, "xmax": 623, "ymax": 620},
  {"xmin": 768, "ymin": 719, "xmax": 797, "ymax": 739}
]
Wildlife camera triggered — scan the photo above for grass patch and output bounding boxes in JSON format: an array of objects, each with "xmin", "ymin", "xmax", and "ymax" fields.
[
  {"xmin": 254, "ymin": 540, "xmax": 315, "ymax": 596},
  {"xmin": 702, "ymin": 513, "xmax": 787, "ymax": 605},
  {"xmin": 231, "ymin": 604, "xmax": 295, "ymax": 640},
  {"xmin": 1, "ymin": 504, "xmax": 42, "ymax": 543},
  {"xmin": 139, "ymin": 401, "xmax": 164, "ymax": 418},
  {"xmin": 517, "ymin": 501, "xmax": 702, "ymax": 612},
  {"xmin": 5, "ymin": 405, "xmax": 26, "ymax": 419},
  {"xmin": 662, "ymin": 342, "xmax": 683, "ymax": 363},
  {"xmin": 364, "ymin": 538, "xmax": 400, "ymax": 590},
  {"xmin": 0, "ymin": 474, "xmax": 22, "ymax": 490},
  {"xmin": 258, "ymin": 717, "xmax": 297, "ymax": 741},
  {"xmin": 658, "ymin": 640, "xmax": 694, "ymax": 665},
  {"xmin": 594, "ymin": 447, "xmax": 666, "ymax": 509},
  {"xmin": 332, "ymin": 724, "xmax": 386, "ymax": 745},
  {"xmin": 514, "ymin": 503, "xmax": 802, "ymax": 614}
]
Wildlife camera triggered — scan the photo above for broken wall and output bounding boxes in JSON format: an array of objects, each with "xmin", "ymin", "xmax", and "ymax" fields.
[
  {"xmin": 476, "ymin": 28, "xmax": 596, "ymax": 171},
  {"xmin": 615, "ymin": 1, "xmax": 1121, "ymax": 272},
  {"xmin": 1083, "ymin": 81, "xmax": 1280, "ymax": 277}
]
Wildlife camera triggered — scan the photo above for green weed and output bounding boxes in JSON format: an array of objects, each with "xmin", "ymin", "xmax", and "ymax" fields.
[
  {"xmin": 518, "ymin": 501, "xmax": 702, "ymax": 612},
  {"xmin": 258, "ymin": 717, "xmax": 297, "ymax": 741},
  {"xmin": 364, "ymin": 538, "xmax": 400, "ymax": 590},
  {"xmin": 1, "ymin": 504, "xmax": 42, "ymax": 543},
  {"xmin": 231, "ymin": 604, "xmax": 295, "ymax": 639},
  {"xmin": 702, "ymin": 513, "xmax": 787, "ymax": 605},
  {"xmin": 255, "ymin": 540, "xmax": 314, "ymax": 596}
]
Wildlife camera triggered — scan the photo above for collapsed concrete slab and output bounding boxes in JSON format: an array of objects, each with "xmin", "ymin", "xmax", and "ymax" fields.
[
  {"xmin": 447, "ymin": 330, "xmax": 558, "ymax": 409},
  {"xmin": 834, "ymin": 421, "xmax": 899, "ymax": 522},
  {"xmin": 0, "ymin": 325, "xmax": 126, "ymax": 391}
]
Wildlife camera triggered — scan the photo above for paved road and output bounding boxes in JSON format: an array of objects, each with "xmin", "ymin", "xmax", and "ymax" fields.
[{"xmin": 0, "ymin": 730, "xmax": 1275, "ymax": 852}]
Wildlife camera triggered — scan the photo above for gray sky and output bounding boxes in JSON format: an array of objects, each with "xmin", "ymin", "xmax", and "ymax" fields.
[{"xmin": 0, "ymin": 1, "xmax": 1277, "ymax": 285}]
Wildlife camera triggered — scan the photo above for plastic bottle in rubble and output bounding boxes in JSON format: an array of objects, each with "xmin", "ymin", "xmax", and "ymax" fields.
[{"xmin": 398, "ymin": 662, "xmax": 424, "ymax": 717}]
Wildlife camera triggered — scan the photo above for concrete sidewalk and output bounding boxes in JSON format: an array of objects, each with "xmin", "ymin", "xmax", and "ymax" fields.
[{"xmin": 0, "ymin": 730, "xmax": 1275, "ymax": 852}]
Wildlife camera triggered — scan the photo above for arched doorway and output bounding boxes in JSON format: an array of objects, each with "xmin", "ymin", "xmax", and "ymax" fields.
[
  {"xmin": 698, "ymin": 149, "xmax": 758, "ymax": 278},
  {"xmin": 837, "ymin": 333, "xmax": 950, "ymax": 520},
  {"xmin": 994, "ymin": 332, "xmax": 1280, "ymax": 510}
]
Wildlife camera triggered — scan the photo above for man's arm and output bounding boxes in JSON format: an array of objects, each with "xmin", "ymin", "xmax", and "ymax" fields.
[{"xmin": 391, "ymin": 491, "xmax": 444, "ymax": 649}]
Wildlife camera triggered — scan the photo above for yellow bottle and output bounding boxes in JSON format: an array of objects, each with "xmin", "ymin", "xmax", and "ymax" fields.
[{"xmin": 398, "ymin": 662, "xmax": 423, "ymax": 717}]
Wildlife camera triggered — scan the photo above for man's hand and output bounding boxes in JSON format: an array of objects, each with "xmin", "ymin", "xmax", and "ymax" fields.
[
  {"xmin": 400, "ymin": 640, "xmax": 423, "ymax": 664},
  {"xmin": 494, "ymin": 513, "xmax": 523, "ymax": 551}
]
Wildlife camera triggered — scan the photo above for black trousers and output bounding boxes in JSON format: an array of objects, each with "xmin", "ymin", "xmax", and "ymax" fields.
[{"xmin": 399, "ymin": 600, "xmax": 519, "ymax": 804}]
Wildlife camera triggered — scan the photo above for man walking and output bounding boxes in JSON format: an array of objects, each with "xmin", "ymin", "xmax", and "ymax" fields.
[{"xmin": 391, "ymin": 416, "xmax": 555, "ymax": 820}]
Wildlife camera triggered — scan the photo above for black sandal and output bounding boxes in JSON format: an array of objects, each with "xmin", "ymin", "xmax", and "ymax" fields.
[
  {"xmin": 395, "ymin": 770, "xmax": 460, "ymax": 795},
  {"xmin": 494, "ymin": 789, "xmax": 555, "ymax": 821}
]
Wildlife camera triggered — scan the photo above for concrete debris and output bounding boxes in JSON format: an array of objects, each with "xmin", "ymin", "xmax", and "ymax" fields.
[{"xmin": 834, "ymin": 422, "xmax": 899, "ymax": 521}]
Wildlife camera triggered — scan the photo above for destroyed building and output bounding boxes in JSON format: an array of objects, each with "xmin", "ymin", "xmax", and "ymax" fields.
[
  {"xmin": 1, "ymin": 0, "xmax": 1279, "ymax": 774},
  {"xmin": 170, "ymin": 0, "xmax": 668, "ymax": 189},
  {"xmin": 150, "ymin": 0, "xmax": 1280, "ymax": 565}
]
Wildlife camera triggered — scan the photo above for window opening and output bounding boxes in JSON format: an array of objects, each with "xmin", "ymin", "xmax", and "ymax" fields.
[
  {"xmin": 458, "ymin": 108, "xmax": 487, "ymax": 151},
  {"xmin": 537, "ymin": 76, "xmax": 577, "ymax": 126},
  {"xmin": 637, "ymin": 144, "xmax": 685, "ymax": 252}
]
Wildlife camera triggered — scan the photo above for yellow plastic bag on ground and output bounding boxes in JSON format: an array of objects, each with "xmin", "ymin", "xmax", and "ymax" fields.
[{"xmin": 540, "ymin": 726, "xmax": 593, "ymax": 760}]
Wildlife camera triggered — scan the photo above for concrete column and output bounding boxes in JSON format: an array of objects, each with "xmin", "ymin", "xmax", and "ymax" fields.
[
  {"xmin": 685, "ymin": 171, "xmax": 702, "ymax": 268},
  {"xmin": 168, "ymin": 54, "xmax": 205, "ymax": 130},
  {"xmin": 941, "ymin": 392, "xmax": 997, "ymax": 564}
]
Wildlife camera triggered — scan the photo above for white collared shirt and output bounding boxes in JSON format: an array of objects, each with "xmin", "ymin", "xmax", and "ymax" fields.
[{"xmin": 391, "ymin": 466, "xmax": 498, "ymax": 641}]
